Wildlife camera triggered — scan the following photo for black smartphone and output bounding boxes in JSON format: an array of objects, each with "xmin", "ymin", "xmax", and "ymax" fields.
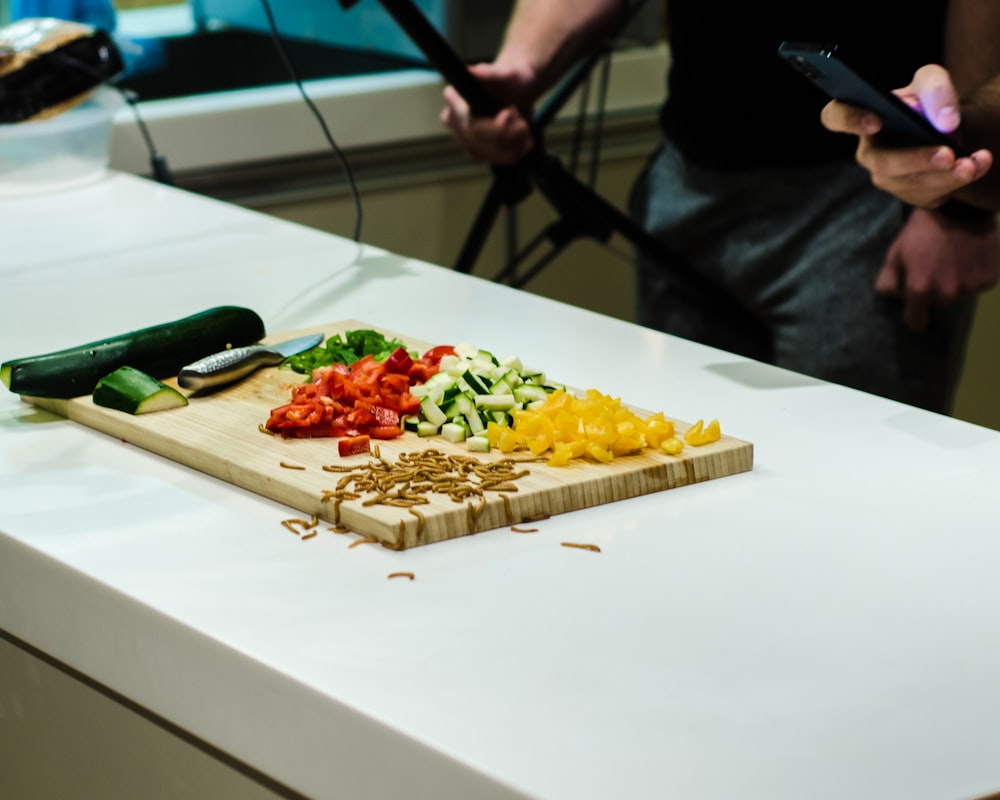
[{"xmin": 777, "ymin": 41, "xmax": 970, "ymax": 156}]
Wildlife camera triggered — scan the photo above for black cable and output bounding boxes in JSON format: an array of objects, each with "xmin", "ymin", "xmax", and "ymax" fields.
[
  {"xmin": 52, "ymin": 51, "xmax": 175, "ymax": 185},
  {"xmin": 258, "ymin": 0, "xmax": 363, "ymax": 243},
  {"xmin": 116, "ymin": 86, "xmax": 174, "ymax": 185}
]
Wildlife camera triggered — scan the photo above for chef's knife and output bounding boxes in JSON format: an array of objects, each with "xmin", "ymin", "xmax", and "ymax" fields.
[{"xmin": 177, "ymin": 333, "xmax": 323, "ymax": 391}]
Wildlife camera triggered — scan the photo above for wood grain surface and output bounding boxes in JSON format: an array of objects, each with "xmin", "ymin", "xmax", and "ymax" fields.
[{"xmin": 27, "ymin": 321, "xmax": 754, "ymax": 549}]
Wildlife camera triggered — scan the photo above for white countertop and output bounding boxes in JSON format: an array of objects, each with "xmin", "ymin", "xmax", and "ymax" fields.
[{"xmin": 3, "ymin": 172, "xmax": 1000, "ymax": 800}]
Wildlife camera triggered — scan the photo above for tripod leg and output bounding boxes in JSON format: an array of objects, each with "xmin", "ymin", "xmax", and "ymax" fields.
[
  {"xmin": 456, "ymin": 159, "xmax": 534, "ymax": 272},
  {"xmin": 529, "ymin": 151, "xmax": 680, "ymax": 269},
  {"xmin": 492, "ymin": 224, "xmax": 554, "ymax": 285},
  {"xmin": 455, "ymin": 179, "xmax": 506, "ymax": 273}
]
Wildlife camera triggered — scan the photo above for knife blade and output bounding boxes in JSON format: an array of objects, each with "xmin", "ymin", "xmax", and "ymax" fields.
[{"xmin": 177, "ymin": 333, "xmax": 324, "ymax": 392}]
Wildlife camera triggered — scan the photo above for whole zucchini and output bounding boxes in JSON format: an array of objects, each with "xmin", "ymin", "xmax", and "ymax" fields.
[{"xmin": 0, "ymin": 306, "xmax": 266, "ymax": 399}]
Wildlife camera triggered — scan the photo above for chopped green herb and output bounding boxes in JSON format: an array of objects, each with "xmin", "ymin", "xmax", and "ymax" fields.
[{"xmin": 283, "ymin": 329, "xmax": 410, "ymax": 374}]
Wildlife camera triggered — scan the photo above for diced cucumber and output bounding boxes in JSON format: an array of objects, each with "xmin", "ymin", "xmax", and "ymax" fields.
[
  {"xmin": 440, "ymin": 421, "xmax": 468, "ymax": 443},
  {"xmin": 475, "ymin": 393, "xmax": 517, "ymax": 411},
  {"xmin": 440, "ymin": 383, "xmax": 463, "ymax": 404},
  {"xmin": 514, "ymin": 384, "xmax": 548, "ymax": 404},
  {"xmin": 419, "ymin": 395, "xmax": 448, "ymax": 428},
  {"xmin": 413, "ymin": 341, "xmax": 557, "ymax": 446},
  {"xmin": 416, "ymin": 421, "xmax": 439, "ymax": 437},
  {"xmin": 402, "ymin": 415, "xmax": 421, "ymax": 432},
  {"xmin": 460, "ymin": 369, "xmax": 489, "ymax": 396},
  {"xmin": 425, "ymin": 370, "xmax": 457, "ymax": 388},
  {"xmin": 464, "ymin": 409, "xmax": 486, "ymax": 435},
  {"xmin": 92, "ymin": 366, "xmax": 189, "ymax": 415},
  {"xmin": 419, "ymin": 371, "xmax": 458, "ymax": 404},
  {"xmin": 466, "ymin": 435, "xmax": 491, "ymax": 453},
  {"xmin": 499, "ymin": 355, "xmax": 523, "ymax": 373},
  {"xmin": 489, "ymin": 409, "xmax": 513, "ymax": 426},
  {"xmin": 456, "ymin": 392, "xmax": 477, "ymax": 416},
  {"xmin": 490, "ymin": 378, "xmax": 513, "ymax": 395},
  {"xmin": 444, "ymin": 393, "xmax": 475, "ymax": 419},
  {"xmin": 470, "ymin": 357, "xmax": 498, "ymax": 377},
  {"xmin": 476, "ymin": 348, "xmax": 499, "ymax": 366}
]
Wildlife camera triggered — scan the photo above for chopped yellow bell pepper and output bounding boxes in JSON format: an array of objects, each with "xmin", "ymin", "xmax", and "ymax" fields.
[
  {"xmin": 683, "ymin": 418, "xmax": 721, "ymax": 446},
  {"xmin": 660, "ymin": 437, "xmax": 685, "ymax": 456},
  {"xmin": 644, "ymin": 412, "xmax": 675, "ymax": 447},
  {"xmin": 505, "ymin": 386, "xmax": 723, "ymax": 465}
]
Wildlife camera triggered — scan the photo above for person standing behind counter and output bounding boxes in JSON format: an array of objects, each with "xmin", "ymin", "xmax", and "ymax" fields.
[{"xmin": 441, "ymin": 0, "xmax": 999, "ymax": 414}]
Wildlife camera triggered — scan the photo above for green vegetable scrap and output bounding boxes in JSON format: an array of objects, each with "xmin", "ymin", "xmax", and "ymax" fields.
[
  {"xmin": 283, "ymin": 329, "xmax": 410, "ymax": 375},
  {"xmin": 92, "ymin": 366, "xmax": 189, "ymax": 415}
]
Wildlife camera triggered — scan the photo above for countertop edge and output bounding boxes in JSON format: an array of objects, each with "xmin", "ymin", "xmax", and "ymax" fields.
[{"xmin": 110, "ymin": 44, "xmax": 669, "ymax": 176}]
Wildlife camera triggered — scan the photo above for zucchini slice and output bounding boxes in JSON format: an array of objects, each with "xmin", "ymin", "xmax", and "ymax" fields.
[
  {"xmin": 93, "ymin": 366, "xmax": 189, "ymax": 415},
  {"xmin": 1, "ymin": 306, "xmax": 265, "ymax": 399}
]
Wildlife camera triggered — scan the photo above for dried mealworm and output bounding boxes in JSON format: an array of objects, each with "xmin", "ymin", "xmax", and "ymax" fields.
[
  {"xmin": 408, "ymin": 507, "xmax": 426, "ymax": 541},
  {"xmin": 281, "ymin": 517, "xmax": 317, "ymax": 535},
  {"xmin": 318, "ymin": 450, "xmax": 536, "ymax": 537},
  {"xmin": 362, "ymin": 492, "xmax": 390, "ymax": 507},
  {"xmin": 279, "ymin": 461, "xmax": 306, "ymax": 470},
  {"xmin": 561, "ymin": 542, "xmax": 601, "ymax": 552},
  {"xmin": 348, "ymin": 536, "xmax": 380, "ymax": 548},
  {"xmin": 511, "ymin": 526, "xmax": 539, "ymax": 534},
  {"xmin": 480, "ymin": 481, "xmax": 519, "ymax": 493},
  {"xmin": 388, "ymin": 572, "xmax": 415, "ymax": 580}
]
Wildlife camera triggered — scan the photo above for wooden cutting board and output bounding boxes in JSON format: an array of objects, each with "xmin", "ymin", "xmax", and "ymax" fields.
[{"xmin": 26, "ymin": 321, "xmax": 753, "ymax": 549}]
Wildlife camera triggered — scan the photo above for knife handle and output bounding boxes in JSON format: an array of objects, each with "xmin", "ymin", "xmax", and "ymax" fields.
[{"xmin": 177, "ymin": 345, "xmax": 283, "ymax": 391}]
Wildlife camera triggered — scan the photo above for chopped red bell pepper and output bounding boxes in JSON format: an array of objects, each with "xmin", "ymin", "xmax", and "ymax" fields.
[
  {"xmin": 383, "ymin": 346, "xmax": 414, "ymax": 374},
  {"xmin": 407, "ymin": 362, "xmax": 431, "ymax": 383},
  {"xmin": 368, "ymin": 425, "xmax": 404, "ymax": 439},
  {"xmin": 338, "ymin": 434, "xmax": 371, "ymax": 457},
  {"xmin": 265, "ymin": 342, "xmax": 453, "ymax": 442},
  {"xmin": 420, "ymin": 344, "xmax": 456, "ymax": 365}
]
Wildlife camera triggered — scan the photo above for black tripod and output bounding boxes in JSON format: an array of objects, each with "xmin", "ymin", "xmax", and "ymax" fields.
[{"xmin": 339, "ymin": 0, "xmax": 677, "ymax": 288}]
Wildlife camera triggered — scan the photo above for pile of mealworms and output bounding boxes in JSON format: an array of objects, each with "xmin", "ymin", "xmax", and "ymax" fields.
[{"xmin": 318, "ymin": 448, "xmax": 542, "ymax": 536}]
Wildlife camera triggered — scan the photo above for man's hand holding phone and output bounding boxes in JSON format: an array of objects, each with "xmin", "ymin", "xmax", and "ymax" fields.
[{"xmin": 821, "ymin": 64, "xmax": 993, "ymax": 209}]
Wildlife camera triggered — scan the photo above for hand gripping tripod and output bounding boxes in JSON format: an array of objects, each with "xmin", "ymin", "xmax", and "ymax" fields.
[{"xmin": 338, "ymin": 0, "xmax": 678, "ymax": 288}]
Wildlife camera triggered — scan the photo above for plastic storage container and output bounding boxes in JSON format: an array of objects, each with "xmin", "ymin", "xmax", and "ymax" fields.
[{"xmin": 0, "ymin": 87, "xmax": 122, "ymax": 195}]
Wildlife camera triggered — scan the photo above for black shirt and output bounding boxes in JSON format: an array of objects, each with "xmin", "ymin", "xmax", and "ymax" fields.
[{"xmin": 660, "ymin": 0, "xmax": 948, "ymax": 168}]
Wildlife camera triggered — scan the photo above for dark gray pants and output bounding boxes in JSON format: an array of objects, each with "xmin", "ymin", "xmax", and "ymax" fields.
[{"xmin": 628, "ymin": 137, "xmax": 976, "ymax": 413}]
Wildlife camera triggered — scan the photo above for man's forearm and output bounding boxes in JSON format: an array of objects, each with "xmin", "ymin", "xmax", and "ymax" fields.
[
  {"xmin": 494, "ymin": 0, "xmax": 626, "ymax": 100},
  {"xmin": 945, "ymin": 0, "xmax": 1000, "ymax": 209}
]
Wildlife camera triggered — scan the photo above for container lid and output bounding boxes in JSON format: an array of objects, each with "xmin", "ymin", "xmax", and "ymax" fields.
[{"xmin": 0, "ymin": 85, "xmax": 123, "ymax": 140}]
